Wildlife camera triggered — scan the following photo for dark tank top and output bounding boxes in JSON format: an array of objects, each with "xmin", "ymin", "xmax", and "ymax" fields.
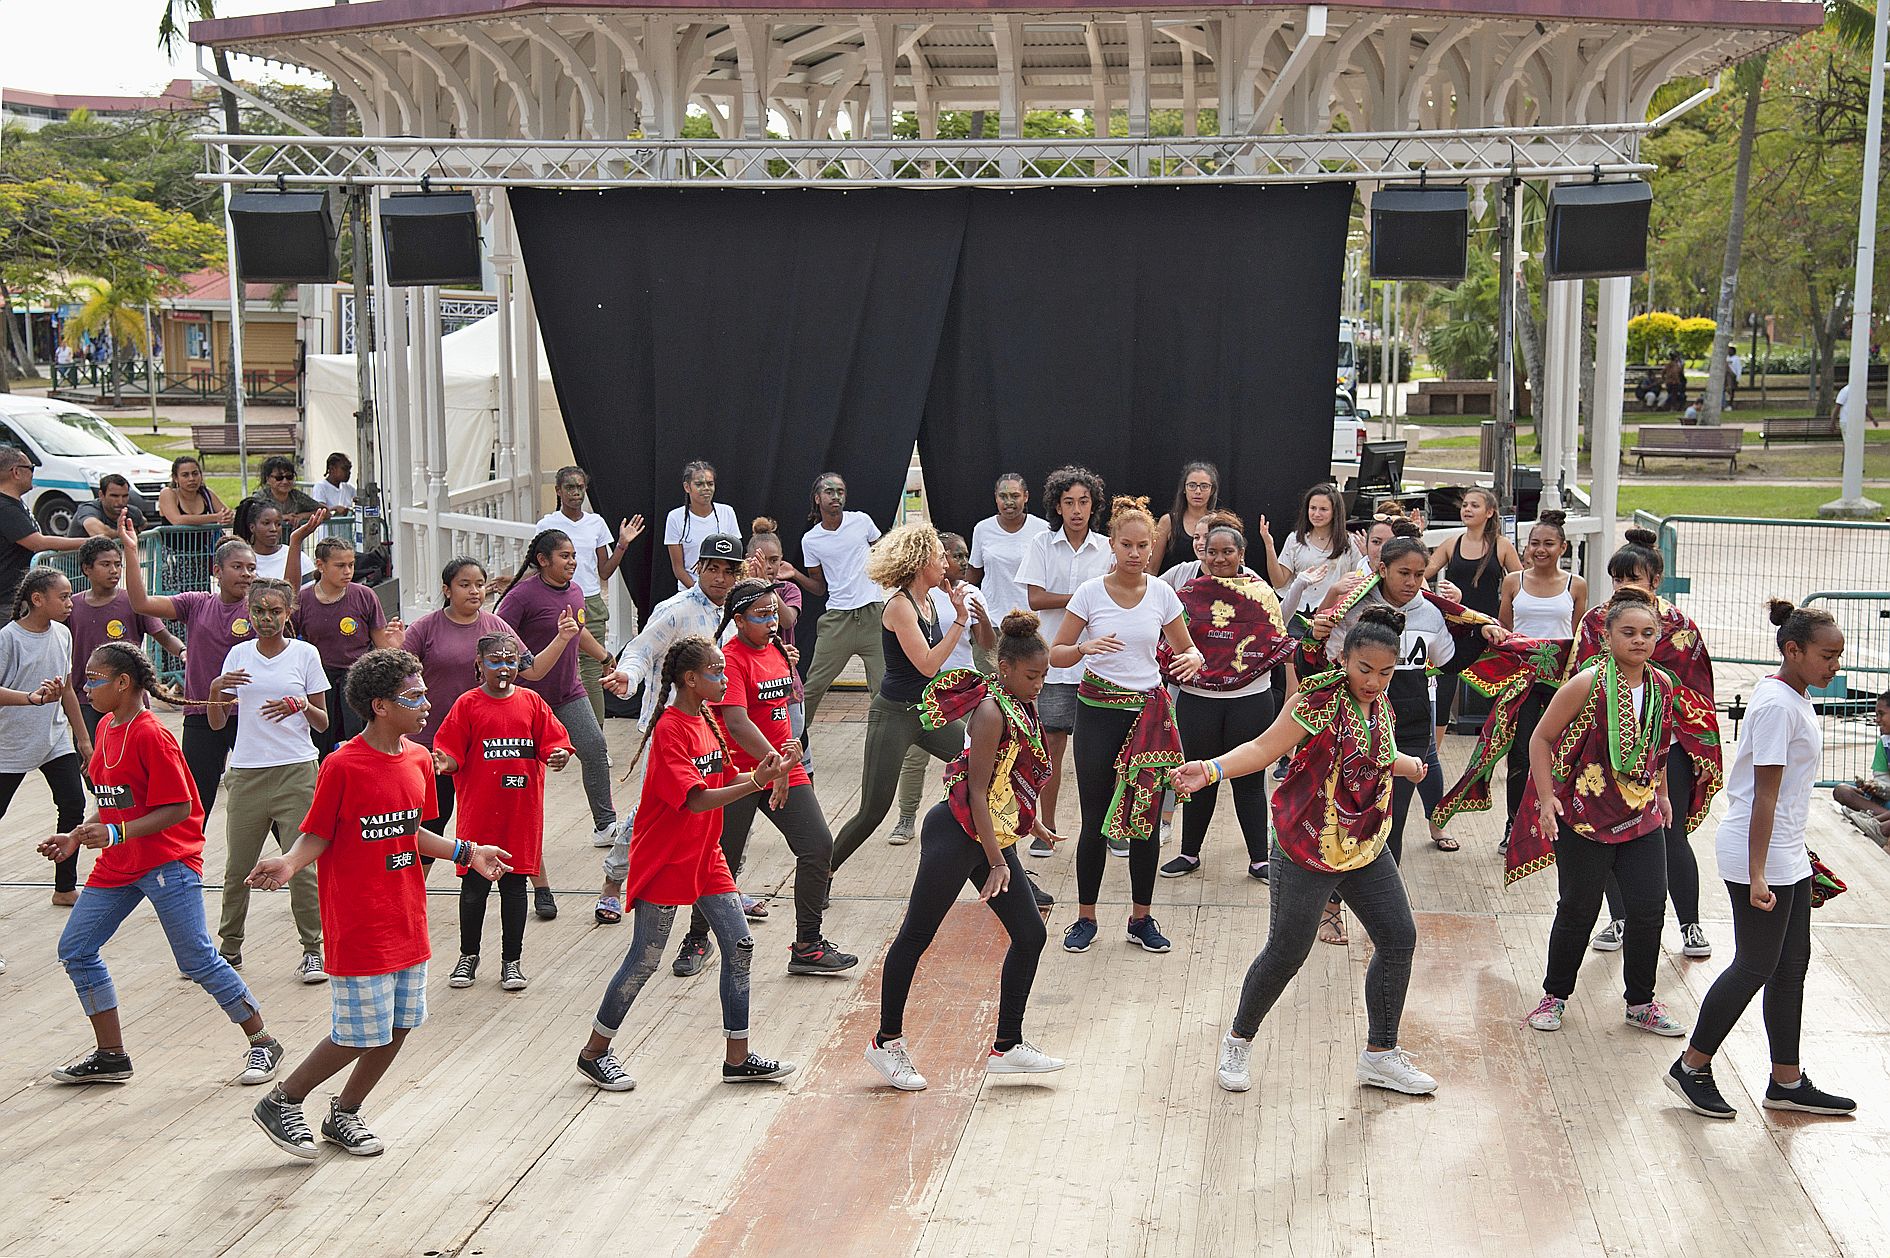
[
  {"xmin": 880, "ymin": 590, "xmax": 944, "ymax": 704},
  {"xmin": 1164, "ymin": 515, "xmax": 1198, "ymax": 570},
  {"xmin": 1445, "ymin": 535, "xmax": 1505, "ymax": 617}
]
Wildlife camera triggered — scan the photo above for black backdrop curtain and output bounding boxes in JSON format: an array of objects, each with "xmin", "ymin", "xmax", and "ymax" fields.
[{"xmin": 510, "ymin": 183, "xmax": 1351, "ymax": 632}]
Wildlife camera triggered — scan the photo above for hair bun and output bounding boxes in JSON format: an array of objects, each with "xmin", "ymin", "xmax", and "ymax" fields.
[
  {"xmin": 1610, "ymin": 586, "xmax": 1654, "ymax": 607},
  {"xmin": 1111, "ymin": 494, "xmax": 1150, "ymax": 514},
  {"xmin": 1389, "ymin": 518, "xmax": 1422, "ymax": 539},
  {"xmin": 1537, "ymin": 509, "xmax": 1566, "ymax": 528},
  {"xmin": 1767, "ymin": 596, "xmax": 1797, "ymax": 627},
  {"xmin": 1358, "ymin": 604, "xmax": 1406, "ymax": 635},
  {"xmin": 750, "ymin": 516, "xmax": 777, "ymax": 536},
  {"xmin": 1623, "ymin": 527, "xmax": 1658, "ymax": 547},
  {"xmin": 1000, "ymin": 609, "xmax": 1041, "ymax": 638}
]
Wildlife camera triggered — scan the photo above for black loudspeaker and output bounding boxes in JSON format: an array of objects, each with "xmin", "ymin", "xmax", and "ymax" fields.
[
  {"xmin": 379, "ymin": 192, "xmax": 483, "ymax": 287},
  {"xmin": 1370, "ymin": 184, "xmax": 1469, "ymax": 282},
  {"xmin": 1544, "ymin": 180, "xmax": 1652, "ymax": 280},
  {"xmin": 228, "ymin": 191, "xmax": 338, "ymax": 283}
]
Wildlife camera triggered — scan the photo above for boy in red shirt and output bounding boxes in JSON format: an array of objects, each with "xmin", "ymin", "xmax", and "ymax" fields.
[{"xmin": 248, "ymin": 648, "xmax": 510, "ymax": 1160}]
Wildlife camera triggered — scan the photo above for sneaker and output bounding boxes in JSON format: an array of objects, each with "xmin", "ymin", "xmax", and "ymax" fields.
[
  {"xmin": 449, "ymin": 955, "xmax": 479, "ymax": 988},
  {"xmin": 1158, "ymin": 820, "xmax": 1172, "ymax": 846},
  {"xmin": 50, "ymin": 1048, "xmax": 133, "ymax": 1084},
  {"xmin": 321, "ymin": 1098, "xmax": 385, "ymax": 1156},
  {"xmin": 1106, "ymin": 835, "xmax": 1131, "ymax": 858},
  {"xmin": 788, "ymin": 939, "xmax": 859, "ymax": 975},
  {"xmin": 1027, "ymin": 835, "xmax": 1056, "ymax": 859},
  {"xmin": 501, "ymin": 960, "xmax": 529, "ymax": 991},
  {"xmin": 671, "ymin": 934, "xmax": 713, "ymax": 977},
  {"xmin": 1590, "ymin": 919, "xmax": 1626, "ymax": 953},
  {"xmin": 1027, "ymin": 875, "xmax": 1054, "ymax": 909},
  {"xmin": 1062, "ymin": 917, "xmax": 1099, "ymax": 953},
  {"xmin": 1160, "ymin": 854, "xmax": 1201, "ymax": 878},
  {"xmin": 1763, "ymin": 1071, "xmax": 1857, "ymax": 1115},
  {"xmin": 1525, "ymin": 994, "xmax": 1566, "ymax": 1032},
  {"xmin": 222, "ymin": 951, "xmax": 243, "ymax": 971},
  {"xmin": 1841, "ymin": 807, "xmax": 1885, "ymax": 843},
  {"xmin": 1356, "ymin": 1047, "xmax": 1437, "ymax": 1095},
  {"xmin": 864, "ymin": 1036, "xmax": 928, "ymax": 1091},
  {"xmin": 535, "ymin": 887, "xmax": 558, "ymax": 920},
  {"xmin": 1125, "ymin": 915, "xmax": 1172, "ymax": 954},
  {"xmin": 1680, "ymin": 923, "xmax": 1712, "ymax": 959},
  {"xmin": 1665, "ymin": 1058, "xmax": 1736, "ymax": 1119},
  {"xmin": 1271, "ymin": 757, "xmax": 1290, "ymax": 782},
  {"xmin": 577, "ymin": 1050, "xmax": 636, "ymax": 1092},
  {"xmin": 1217, "ymin": 1033, "xmax": 1253, "ymax": 1092},
  {"xmin": 1625, "ymin": 1000, "xmax": 1686, "ymax": 1037},
  {"xmin": 888, "ymin": 814, "xmax": 916, "ymax": 845},
  {"xmin": 252, "ymin": 1088, "xmax": 317, "ymax": 1160},
  {"xmin": 987, "ymin": 1040, "xmax": 1066, "ymax": 1075},
  {"xmin": 723, "ymin": 1053, "xmax": 796, "ymax": 1083},
  {"xmin": 591, "ymin": 819, "xmax": 623, "ymax": 848},
  {"xmin": 1249, "ymin": 861, "xmax": 1269, "ymax": 883},
  {"xmin": 237, "ymin": 1038, "xmax": 284, "ymax": 1086},
  {"xmin": 297, "ymin": 952, "xmax": 328, "ymax": 985}
]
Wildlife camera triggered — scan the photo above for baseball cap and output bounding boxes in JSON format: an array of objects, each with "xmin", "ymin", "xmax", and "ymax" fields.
[{"xmin": 697, "ymin": 534, "xmax": 744, "ymax": 565}]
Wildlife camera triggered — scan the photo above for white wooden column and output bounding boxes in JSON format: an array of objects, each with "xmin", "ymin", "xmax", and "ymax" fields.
[
  {"xmin": 1586, "ymin": 275, "xmax": 1630, "ymax": 597},
  {"xmin": 1562, "ymin": 279, "xmax": 1584, "ymax": 514},
  {"xmin": 421, "ymin": 286, "xmax": 449, "ymax": 600},
  {"xmin": 1540, "ymin": 276, "xmax": 1580, "ymax": 507},
  {"xmin": 491, "ymin": 192, "xmax": 522, "ymax": 520}
]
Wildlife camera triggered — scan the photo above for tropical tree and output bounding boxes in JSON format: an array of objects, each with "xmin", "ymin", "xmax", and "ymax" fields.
[{"xmin": 62, "ymin": 278, "xmax": 156, "ymax": 406}]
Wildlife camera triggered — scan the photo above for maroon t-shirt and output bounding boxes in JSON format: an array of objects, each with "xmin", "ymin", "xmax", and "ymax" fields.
[
  {"xmin": 402, "ymin": 608, "xmax": 530, "ymax": 748},
  {"xmin": 293, "ymin": 582, "xmax": 386, "ymax": 671},
  {"xmin": 170, "ymin": 590, "xmax": 254, "ymax": 716},
  {"xmin": 68, "ymin": 591, "xmax": 164, "ymax": 689},
  {"xmin": 498, "ymin": 577, "xmax": 586, "ymax": 709}
]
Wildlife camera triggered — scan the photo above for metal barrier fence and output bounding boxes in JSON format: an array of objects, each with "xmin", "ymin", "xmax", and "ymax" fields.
[{"xmin": 1800, "ymin": 591, "xmax": 1890, "ymax": 788}]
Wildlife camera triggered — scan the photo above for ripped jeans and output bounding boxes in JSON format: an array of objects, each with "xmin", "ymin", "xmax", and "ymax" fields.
[{"xmin": 592, "ymin": 892, "xmax": 752, "ymax": 1039}]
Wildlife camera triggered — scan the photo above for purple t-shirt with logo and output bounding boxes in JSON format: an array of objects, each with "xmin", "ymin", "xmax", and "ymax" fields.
[
  {"xmin": 68, "ymin": 591, "xmax": 164, "ymax": 689},
  {"xmin": 294, "ymin": 582, "xmax": 386, "ymax": 671},
  {"xmin": 498, "ymin": 576, "xmax": 587, "ymax": 709},
  {"xmin": 170, "ymin": 589, "xmax": 254, "ymax": 716},
  {"xmin": 402, "ymin": 608, "xmax": 532, "ymax": 748}
]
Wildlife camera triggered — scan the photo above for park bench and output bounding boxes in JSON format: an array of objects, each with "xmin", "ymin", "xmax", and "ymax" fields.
[
  {"xmin": 190, "ymin": 422, "xmax": 301, "ymax": 459},
  {"xmin": 1626, "ymin": 425, "xmax": 1742, "ymax": 473},
  {"xmin": 1760, "ymin": 415, "xmax": 1843, "ymax": 447}
]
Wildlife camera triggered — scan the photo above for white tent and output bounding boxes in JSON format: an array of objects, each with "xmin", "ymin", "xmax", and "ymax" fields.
[{"xmin": 303, "ymin": 311, "xmax": 573, "ymax": 495}]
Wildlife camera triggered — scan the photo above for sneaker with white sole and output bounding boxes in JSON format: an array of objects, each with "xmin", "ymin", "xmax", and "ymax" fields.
[
  {"xmin": 1106, "ymin": 835, "xmax": 1131, "ymax": 858},
  {"xmin": 51, "ymin": 1048, "xmax": 133, "ymax": 1084},
  {"xmin": 865, "ymin": 1036, "xmax": 928, "ymax": 1091},
  {"xmin": 1217, "ymin": 1033, "xmax": 1253, "ymax": 1092},
  {"xmin": 252, "ymin": 1088, "xmax": 317, "ymax": 1160},
  {"xmin": 449, "ymin": 955, "xmax": 479, "ymax": 988},
  {"xmin": 987, "ymin": 1041, "xmax": 1066, "ymax": 1075},
  {"xmin": 1125, "ymin": 915, "xmax": 1172, "ymax": 953},
  {"xmin": 722, "ymin": 1053, "xmax": 796, "ymax": 1083},
  {"xmin": 1763, "ymin": 1071, "xmax": 1857, "ymax": 1115},
  {"xmin": 1159, "ymin": 854, "xmax": 1201, "ymax": 878},
  {"xmin": 888, "ymin": 814, "xmax": 916, "ymax": 845},
  {"xmin": 576, "ymin": 1050, "xmax": 636, "ymax": 1091},
  {"xmin": 1356, "ymin": 1047, "xmax": 1437, "ymax": 1095},
  {"xmin": 1590, "ymin": 919, "xmax": 1625, "ymax": 952},
  {"xmin": 1679, "ymin": 923, "xmax": 1712, "ymax": 959},
  {"xmin": 1665, "ymin": 1058, "xmax": 1736, "ymax": 1118},
  {"xmin": 501, "ymin": 960, "xmax": 529, "ymax": 991},
  {"xmin": 1525, "ymin": 994, "xmax": 1566, "ymax": 1031},
  {"xmin": 321, "ymin": 1097, "xmax": 385, "ymax": 1156},
  {"xmin": 1842, "ymin": 807, "xmax": 1885, "ymax": 843},
  {"xmin": 237, "ymin": 1038, "xmax": 284, "ymax": 1086},
  {"xmin": 591, "ymin": 819, "xmax": 623, "ymax": 848},
  {"xmin": 1027, "ymin": 835, "xmax": 1056, "ymax": 859},
  {"xmin": 297, "ymin": 952, "xmax": 328, "ymax": 985},
  {"xmin": 1625, "ymin": 999, "xmax": 1686, "ymax": 1037}
]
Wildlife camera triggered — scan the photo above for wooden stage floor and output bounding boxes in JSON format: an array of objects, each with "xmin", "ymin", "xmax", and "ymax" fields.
[{"xmin": 4, "ymin": 691, "xmax": 1889, "ymax": 1257}]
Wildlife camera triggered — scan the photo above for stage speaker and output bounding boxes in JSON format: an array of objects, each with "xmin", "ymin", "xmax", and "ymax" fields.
[
  {"xmin": 1544, "ymin": 180, "xmax": 1652, "ymax": 280},
  {"xmin": 379, "ymin": 192, "xmax": 482, "ymax": 287},
  {"xmin": 1369, "ymin": 184, "xmax": 1469, "ymax": 282},
  {"xmin": 228, "ymin": 191, "xmax": 338, "ymax": 284}
]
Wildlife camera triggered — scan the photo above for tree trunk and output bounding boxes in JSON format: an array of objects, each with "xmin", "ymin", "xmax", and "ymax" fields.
[
  {"xmin": 1516, "ymin": 270, "xmax": 1546, "ymax": 450},
  {"xmin": 969, "ymin": 110, "xmax": 987, "ymax": 139},
  {"xmin": 216, "ymin": 51, "xmax": 245, "ymax": 428},
  {"xmin": 1702, "ymin": 75, "xmax": 1763, "ymax": 426},
  {"xmin": 1809, "ymin": 275, "xmax": 1845, "ymax": 418}
]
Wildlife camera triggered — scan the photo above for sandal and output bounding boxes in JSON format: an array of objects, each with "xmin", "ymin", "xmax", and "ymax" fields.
[
  {"xmin": 742, "ymin": 896, "xmax": 769, "ymax": 921},
  {"xmin": 1319, "ymin": 904, "xmax": 1349, "ymax": 946},
  {"xmin": 1430, "ymin": 829, "xmax": 1460, "ymax": 853},
  {"xmin": 593, "ymin": 896, "xmax": 623, "ymax": 925}
]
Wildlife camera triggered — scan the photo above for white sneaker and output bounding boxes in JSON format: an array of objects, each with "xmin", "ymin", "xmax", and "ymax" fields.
[
  {"xmin": 591, "ymin": 819, "xmax": 623, "ymax": 848},
  {"xmin": 987, "ymin": 1041, "xmax": 1066, "ymax": 1075},
  {"xmin": 1216, "ymin": 1032, "xmax": 1253, "ymax": 1092},
  {"xmin": 864, "ymin": 1037, "xmax": 927, "ymax": 1091},
  {"xmin": 1356, "ymin": 1047, "xmax": 1437, "ymax": 1095},
  {"xmin": 1590, "ymin": 919, "xmax": 1625, "ymax": 952},
  {"xmin": 1841, "ymin": 807, "xmax": 1884, "ymax": 843}
]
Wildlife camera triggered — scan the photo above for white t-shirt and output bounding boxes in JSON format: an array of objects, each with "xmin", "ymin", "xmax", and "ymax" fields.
[
  {"xmin": 536, "ymin": 510, "xmax": 614, "ymax": 597},
  {"xmin": 1715, "ymin": 676, "xmax": 1819, "ymax": 887},
  {"xmin": 252, "ymin": 547, "xmax": 289, "ymax": 582},
  {"xmin": 1064, "ymin": 575, "xmax": 1184, "ymax": 693},
  {"xmin": 1277, "ymin": 534, "xmax": 1362, "ymax": 613},
  {"xmin": 1014, "ymin": 527, "xmax": 1115, "ymax": 685},
  {"xmin": 969, "ymin": 515, "xmax": 1049, "ymax": 624},
  {"xmin": 801, "ymin": 511, "xmax": 883, "ymax": 611},
  {"xmin": 929, "ymin": 584, "xmax": 986, "ymax": 673},
  {"xmin": 663, "ymin": 502, "xmax": 741, "ymax": 586},
  {"xmin": 311, "ymin": 480, "xmax": 356, "ymax": 510},
  {"xmin": 225, "ymin": 638, "xmax": 329, "ymax": 769}
]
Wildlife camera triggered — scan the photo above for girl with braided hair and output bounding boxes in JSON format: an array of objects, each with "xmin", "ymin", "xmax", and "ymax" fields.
[
  {"xmin": 0, "ymin": 566, "xmax": 90, "ymax": 905},
  {"xmin": 576, "ymin": 635, "xmax": 796, "ymax": 1093}
]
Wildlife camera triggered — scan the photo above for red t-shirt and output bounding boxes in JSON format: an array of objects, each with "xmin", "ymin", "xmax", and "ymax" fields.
[
  {"xmin": 432, "ymin": 685, "xmax": 571, "ymax": 876},
  {"xmin": 717, "ymin": 637, "xmax": 811, "ymax": 788},
  {"xmin": 85, "ymin": 711, "xmax": 206, "ymax": 887},
  {"xmin": 623, "ymin": 707, "xmax": 738, "ymax": 907},
  {"xmin": 300, "ymin": 737, "xmax": 439, "ymax": 977}
]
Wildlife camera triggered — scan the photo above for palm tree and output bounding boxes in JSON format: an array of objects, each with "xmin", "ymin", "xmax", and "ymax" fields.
[{"xmin": 63, "ymin": 278, "xmax": 154, "ymax": 407}]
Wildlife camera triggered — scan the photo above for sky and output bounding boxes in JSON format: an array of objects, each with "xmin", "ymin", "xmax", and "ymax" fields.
[{"xmin": 0, "ymin": 0, "xmax": 322, "ymax": 97}]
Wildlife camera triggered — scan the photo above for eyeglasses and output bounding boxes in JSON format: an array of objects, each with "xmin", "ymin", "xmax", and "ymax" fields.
[
  {"xmin": 270, "ymin": 473, "xmax": 294, "ymax": 482},
  {"xmin": 392, "ymin": 691, "xmax": 428, "ymax": 709},
  {"xmin": 1185, "ymin": 481, "xmax": 1214, "ymax": 492}
]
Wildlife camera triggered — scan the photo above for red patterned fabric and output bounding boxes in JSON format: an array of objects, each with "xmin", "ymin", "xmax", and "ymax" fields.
[
  {"xmin": 920, "ymin": 668, "xmax": 1050, "ymax": 847},
  {"xmin": 1434, "ymin": 637, "xmax": 1578, "ymax": 825},
  {"xmin": 1271, "ymin": 670, "xmax": 1399, "ymax": 873},
  {"xmin": 1076, "ymin": 672, "xmax": 1184, "ymax": 842},
  {"xmin": 1159, "ymin": 574, "xmax": 1299, "ymax": 690}
]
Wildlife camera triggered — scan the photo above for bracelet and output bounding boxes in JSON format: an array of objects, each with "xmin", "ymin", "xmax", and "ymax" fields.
[
  {"xmin": 453, "ymin": 839, "xmax": 472, "ymax": 865},
  {"xmin": 105, "ymin": 823, "xmax": 123, "ymax": 846},
  {"xmin": 1205, "ymin": 759, "xmax": 1225, "ymax": 787},
  {"xmin": 749, "ymin": 769, "xmax": 766, "ymax": 792}
]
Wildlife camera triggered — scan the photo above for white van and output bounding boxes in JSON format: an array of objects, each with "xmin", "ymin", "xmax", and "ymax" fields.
[
  {"xmin": 0, "ymin": 395, "xmax": 175, "ymax": 536},
  {"xmin": 1336, "ymin": 320, "xmax": 1359, "ymax": 402}
]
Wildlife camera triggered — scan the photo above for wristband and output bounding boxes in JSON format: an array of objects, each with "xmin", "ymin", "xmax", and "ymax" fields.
[
  {"xmin": 453, "ymin": 839, "xmax": 472, "ymax": 865},
  {"xmin": 1205, "ymin": 759, "xmax": 1224, "ymax": 787},
  {"xmin": 105, "ymin": 823, "xmax": 123, "ymax": 846}
]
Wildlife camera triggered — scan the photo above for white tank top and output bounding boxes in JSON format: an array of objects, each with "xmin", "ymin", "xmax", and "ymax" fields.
[{"xmin": 1511, "ymin": 574, "xmax": 1575, "ymax": 639}]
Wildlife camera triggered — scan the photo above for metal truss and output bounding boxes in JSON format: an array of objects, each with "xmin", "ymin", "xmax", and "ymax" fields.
[{"xmin": 201, "ymin": 122, "xmax": 1645, "ymax": 189}]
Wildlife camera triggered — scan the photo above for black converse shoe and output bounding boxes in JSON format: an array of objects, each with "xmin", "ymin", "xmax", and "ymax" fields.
[
  {"xmin": 1764, "ymin": 1071, "xmax": 1857, "ymax": 1115},
  {"xmin": 252, "ymin": 1088, "xmax": 317, "ymax": 1160},
  {"xmin": 237, "ymin": 1037, "xmax": 284, "ymax": 1086},
  {"xmin": 500, "ymin": 960, "xmax": 529, "ymax": 991},
  {"xmin": 50, "ymin": 1048, "xmax": 133, "ymax": 1084},
  {"xmin": 722, "ymin": 1053, "xmax": 797, "ymax": 1083},
  {"xmin": 1664, "ymin": 1057, "xmax": 1735, "ymax": 1119},
  {"xmin": 321, "ymin": 1097, "xmax": 385, "ymax": 1156},
  {"xmin": 535, "ymin": 887, "xmax": 559, "ymax": 921},
  {"xmin": 577, "ymin": 1050, "xmax": 636, "ymax": 1092},
  {"xmin": 449, "ymin": 955, "xmax": 479, "ymax": 988}
]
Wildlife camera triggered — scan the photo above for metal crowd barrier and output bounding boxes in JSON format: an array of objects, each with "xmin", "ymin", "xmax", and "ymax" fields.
[{"xmin": 1798, "ymin": 591, "xmax": 1890, "ymax": 788}]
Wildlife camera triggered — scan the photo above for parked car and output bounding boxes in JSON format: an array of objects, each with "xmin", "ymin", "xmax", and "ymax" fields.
[
  {"xmin": 1333, "ymin": 390, "xmax": 1371, "ymax": 465},
  {"xmin": 0, "ymin": 395, "xmax": 172, "ymax": 535}
]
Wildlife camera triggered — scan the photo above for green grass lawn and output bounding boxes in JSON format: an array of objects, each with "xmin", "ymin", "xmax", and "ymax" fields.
[{"xmin": 1613, "ymin": 484, "xmax": 1882, "ymax": 521}]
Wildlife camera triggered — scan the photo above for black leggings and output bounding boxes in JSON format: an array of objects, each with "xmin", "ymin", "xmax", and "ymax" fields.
[
  {"xmin": 460, "ymin": 870, "xmax": 529, "ymax": 962},
  {"xmin": 1505, "ymin": 685, "xmax": 1551, "ymax": 817},
  {"xmin": 1388, "ymin": 723, "xmax": 1445, "ymax": 864},
  {"xmin": 2, "ymin": 753, "xmax": 86, "ymax": 892},
  {"xmin": 181, "ymin": 714, "xmax": 240, "ymax": 823},
  {"xmin": 1073, "ymin": 701, "xmax": 1158, "ymax": 909},
  {"xmin": 1604, "ymin": 746, "xmax": 1701, "ymax": 925},
  {"xmin": 313, "ymin": 665, "xmax": 365, "ymax": 760},
  {"xmin": 1175, "ymin": 689, "xmax": 1275, "ymax": 863},
  {"xmin": 878, "ymin": 803, "xmax": 1047, "ymax": 1049},
  {"xmin": 688, "ymin": 783, "xmax": 834, "ymax": 945},
  {"xmin": 1690, "ymin": 876, "xmax": 1814, "ymax": 1064},
  {"xmin": 1543, "ymin": 822, "xmax": 1667, "ymax": 1006}
]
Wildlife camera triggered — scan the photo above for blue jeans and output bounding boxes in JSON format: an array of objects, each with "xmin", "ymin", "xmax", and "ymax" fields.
[
  {"xmin": 593, "ymin": 892, "xmax": 752, "ymax": 1039},
  {"xmin": 59, "ymin": 861, "xmax": 257, "ymax": 1023}
]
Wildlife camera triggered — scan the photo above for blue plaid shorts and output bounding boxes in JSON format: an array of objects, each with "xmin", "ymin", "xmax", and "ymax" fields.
[{"xmin": 329, "ymin": 962, "xmax": 428, "ymax": 1048}]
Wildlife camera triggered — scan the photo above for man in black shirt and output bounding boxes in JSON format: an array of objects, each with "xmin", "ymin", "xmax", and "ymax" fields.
[
  {"xmin": 67, "ymin": 474, "xmax": 149, "ymax": 538},
  {"xmin": 0, "ymin": 445, "xmax": 84, "ymax": 618}
]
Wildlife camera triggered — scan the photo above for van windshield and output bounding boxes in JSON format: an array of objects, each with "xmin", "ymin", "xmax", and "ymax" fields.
[
  {"xmin": 8, "ymin": 408, "xmax": 143, "ymax": 459},
  {"xmin": 1337, "ymin": 342, "xmax": 1355, "ymax": 368}
]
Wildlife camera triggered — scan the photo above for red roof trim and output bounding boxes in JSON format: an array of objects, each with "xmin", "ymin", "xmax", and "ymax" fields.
[{"xmin": 3, "ymin": 80, "xmax": 202, "ymax": 113}]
